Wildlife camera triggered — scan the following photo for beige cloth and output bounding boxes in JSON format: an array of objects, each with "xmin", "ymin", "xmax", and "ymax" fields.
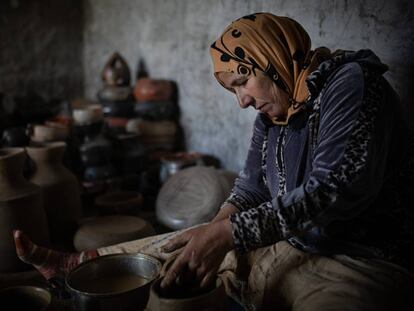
[{"xmin": 98, "ymin": 231, "xmax": 414, "ymax": 311}]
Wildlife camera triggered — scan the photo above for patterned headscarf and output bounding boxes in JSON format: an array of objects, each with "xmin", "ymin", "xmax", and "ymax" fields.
[{"xmin": 210, "ymin": 13, "xmax": 331, "ymax": 125}]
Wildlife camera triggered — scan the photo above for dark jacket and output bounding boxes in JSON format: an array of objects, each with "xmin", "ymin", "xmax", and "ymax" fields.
[{"xmin": 227, "ymin": 50, "xmax": 414, "ymax": 270}]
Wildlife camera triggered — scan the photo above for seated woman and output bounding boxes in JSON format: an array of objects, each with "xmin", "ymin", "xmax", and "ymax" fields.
[{"xmin": 15, "ymin": 12, "xmax": 414, "ymax": 310}]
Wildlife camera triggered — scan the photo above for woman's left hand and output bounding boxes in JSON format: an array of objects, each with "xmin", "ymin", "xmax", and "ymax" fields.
[{"xmin": 160, "ymin": 218, "xmax": 234, "ymax": 289}]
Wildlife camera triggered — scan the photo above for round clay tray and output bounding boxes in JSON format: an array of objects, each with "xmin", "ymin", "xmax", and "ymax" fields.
[{"xmin": 73, "ymin": 215, "xmax": 155, "ymax": 251}]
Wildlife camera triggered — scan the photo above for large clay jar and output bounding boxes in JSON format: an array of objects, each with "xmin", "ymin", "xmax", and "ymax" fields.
[
  {"xmin": 26, "ymin": 142, "xmax": 82, "ymax": 246},
  {"xmin": 0, "ymin": 148, "xmax": 49, "ymax": 273},
  {"xmin": 134, "ymin": 79, "xmax": 175, "ymax": 102}
]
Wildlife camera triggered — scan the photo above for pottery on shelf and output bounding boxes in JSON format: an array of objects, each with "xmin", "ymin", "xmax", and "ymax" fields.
[
  {"xmin": 112, "ymin": 133, "xmax": 146, "ymax": 174},
  {"xmin": 73, "ymin": 104, "xmax": 103, "ymax": 126},
  {"xmin": 79, "ymin": 135, "xmax": 112, "ymax": 167},
  {"xmin": 156, "ymin": 167, "xmax": 235, "ymax": 230},
  {"xmin": 133, "ymin": 79, "xmax": 175, "ymax": 102},
  {"xmin": 101, "ymin": 52, "xmax": 131, "ymax": 87},
  {"xmin": 30, "ymin": 123, "xmax": 69, "ymax": 143},
  {"xmin": 126, "ymin": 119, "xmax": 177, "ymax": 148},
  {"xmin": 134, "ymin": 100, "xmax": 178, "ymax": 121},
  {"xmin": 95, "ymin": 191, "xmax": 144, "ymax": 215},
  {"xmin": 159, "ymin": 152, "xmax": 204, "ymax": 183},
  {"xmin": 26, "ymin": 142, "xmax": 82, "ymax": 246},
  {"xmin": 0, "ymin": 148, "xmax": 49, "ymax": 273},
  {"xmin": 97, "ymin": 86, "xmax": 134, "ymax": 103},
  {"xmin": 101, "ymin": 101, "xmax": 134, "ymax": 118}
]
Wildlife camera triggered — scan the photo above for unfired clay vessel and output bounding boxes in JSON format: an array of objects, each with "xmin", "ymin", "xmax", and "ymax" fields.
[
  {"xmin": 0, "ymin": 148, "xmax": 49, "ymax": 272},
  {"xmin": 26, "ymin": 142, "xmax": 82, "ymax": 246}
]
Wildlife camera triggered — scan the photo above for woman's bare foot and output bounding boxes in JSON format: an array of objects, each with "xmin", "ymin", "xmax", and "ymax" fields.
[{"xmin": 13, "ymin": 230, "xmax": 98, "ymax": 280}]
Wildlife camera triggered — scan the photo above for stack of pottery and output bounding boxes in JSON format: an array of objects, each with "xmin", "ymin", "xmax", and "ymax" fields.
[
  {"xmin": 26, "ymin": 142, "xmax": 82, "ymax": 246},
  {"xmin": 98, "ymin": 52, "xmax": 135, "ymax": 131},
  {"xmin": 0, "ymin": 148, "xmax": 49, "ymax": 272},
  {"xmin": 111, "ymin": 133, "xmax": 146, "ymax": 175},
  {"xmin": 132, "ymin": 77, "xmax": 178, "ymax": 151},
  {"xmin": 72, "ymin": 101, "xmax": 116, "ymax": 190}
]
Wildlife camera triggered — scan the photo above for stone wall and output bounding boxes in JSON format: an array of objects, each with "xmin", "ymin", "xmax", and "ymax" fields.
[{"xmin": 0, "ymin": 0, "xmax": 83, "ymax": 100}]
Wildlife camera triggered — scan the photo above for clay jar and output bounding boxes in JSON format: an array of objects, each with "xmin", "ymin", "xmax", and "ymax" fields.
[
  {"xmin": 101, "ymin": 52, "xmax": 131, "ymax": 87},
  {"xmin": 0, "ymin": 148, "xmax": 49, "ymax": 273},
  {"xmin": 134, "ymin": 79, "xmax": 175, "ymax": 102},
  {"xmin": 26, "ymin": 142, "xmax": 82, "ymax": 246}
]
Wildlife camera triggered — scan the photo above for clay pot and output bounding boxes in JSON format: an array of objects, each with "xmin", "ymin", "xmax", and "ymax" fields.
[
  {"xmin": 97, "ymin": 86, "xmax": 134, "ymax": 102},
  {"xmin": 95, "ymin": 191, "xmax": 143, "ymax": 215},
  {"xmin": 112, "ymin": 133, "xmax": 146, "ymax": 173},
  {"xmin": 101, "ymin": 101, "xmax": 134, "ymax": 118},
  {"xmin": 159, "ymin": 152, "xmax": 204, "ymax": 183},
  {"xmin": 134, "ymin": 79, "xmax": 175, "ymax": 102},
  {"xmin": 73, "ymin": 104, "xmax": 103, "ymax": 125},
  {"xmin": 26, "ymin": 142, "xmax": 82, "ymax": 246},
  {"xmin": 79, "ymin": 135, "xmax": 112, "ymax": 167},
  {"xmin": 30, "ymin": 124, "xmax": 69, "ymax": 143},
  {"xmin": 73, "ymin": 216, "xmax": 155, "ymax": 251},
  {"xmin": 0, "ymin": 148, "xmax": 49, "ymax": 273},
  {"xmin": 126, "ymin": 119, "xmax": 177, "ymax": 149},
  {"xmin": 102, "ymin": 52, "xmax": 131, "ymax": 87},
  {"xmin": 0, "ymin": 286, "xmax": 52, "ymax": 310},
  {"xmin": 134, "ymin": 100, "xmax": 178, "ymax": 121},
  {"xmin": 146, "ymin": 277, "xmax": 228, "ymax": 311},
  {"xmin": 156, "ymin": 167, "xmax": 235, "ymax": 230}
]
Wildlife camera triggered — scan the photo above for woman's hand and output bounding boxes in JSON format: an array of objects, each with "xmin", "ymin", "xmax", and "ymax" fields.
[{"xmin": 160, "ymin": 218, "xmax": 234, "ymax": 289}]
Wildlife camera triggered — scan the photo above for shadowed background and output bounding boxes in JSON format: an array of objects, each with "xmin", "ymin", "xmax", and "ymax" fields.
[{"xmin": 1, "ymin": 0, "xmax": 413, "ymax": 171}]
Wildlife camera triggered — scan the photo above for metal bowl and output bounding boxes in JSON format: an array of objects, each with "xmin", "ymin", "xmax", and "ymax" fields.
[{"xmin": 66, "ymin": 253, "xmax": 161, "ymax": 311}]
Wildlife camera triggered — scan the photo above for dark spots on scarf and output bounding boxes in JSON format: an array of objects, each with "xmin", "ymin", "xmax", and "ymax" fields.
[
  {"xmin": 237, "ymin": 64, "xmax": 250, "ymax": 75},
  {"xmin": 231, "ymin": 29, "xmax": 242, "ymax": 38},
  {"xmin": 220, "ymin": 53, "xmax": 231, "ymax": 62},
  {"xmin": 242, "ymin": 14, "xmax": 257, "ymax": 21},
  {"xmin": 234, "ymin": 47, "xmax": 245, "ymax": 59}
]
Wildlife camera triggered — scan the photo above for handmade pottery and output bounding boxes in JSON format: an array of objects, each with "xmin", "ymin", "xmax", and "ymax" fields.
[
  {"xmin": 101, "ymin": 52, "xmax": 131, "ymax": 87},
  {"xmin": 0, "ymin": 286, "xmax": 52, "ymax": 311},
  {"xmin": 159, "ymin": 152, "xmax": 204, "ymax": 183},
  {"xmin": 26, "ymin": 142, "xmax": 82, "ymax": 246},
  {"xmin": 31, "ymin": 124, "xmax": 69, "ymax": 143},
  {"xmin": 146, "ymin": 277, "xmax": 228, "ymax": 311},
  {"xmin": 95, "ymin": 191, "xmax": 144, "ymax": 215},
  {"xmin": 156, "ymin": 167, "xmax": 234, "ymax": 230},
  {"xmin": 134, "ymin": 100, "xmax": 178, "ymax": 121},
  {"xmin": 73, "ymin": 216, "xmax": 155, "ymax": 251},
  {"xmin": 73, "ymin": 104, "xmax": 103, "ymax": 125},
  {"xmin": 0, "ymin": 148, "xmax": 49, "ymax": 272},
  {"xmin": 97, "ymin": 86, "xmax": 134, "ymax": 102},
  {"xmin": 134, "ymin": 79, "xmax": 175, "ymax": 102},
  {"xmin": 111, "ymin": 133, "xmax": 146, "ymax": 173},
  {"xmin": 101, "ymin": 101, "xmax": 134, "ymax": 118}
]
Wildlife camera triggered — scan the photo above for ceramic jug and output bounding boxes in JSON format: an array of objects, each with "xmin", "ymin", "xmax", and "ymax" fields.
[
  {"xmin": 0, "ymin": 148, "xmax": 49, "ymax": 272},
  {"xmin": 26, "ymin": 142, "xmax": 82, "ymax": 246}
]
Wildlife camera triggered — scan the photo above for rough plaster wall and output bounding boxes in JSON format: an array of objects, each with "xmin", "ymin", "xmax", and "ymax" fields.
[
  {"xmin": 83, "ymin": 0, "xmax": 414, "ymax": 172},
  {"xmin": 0, "ymin": 0, "xmax": 83, "ymax": 100}
]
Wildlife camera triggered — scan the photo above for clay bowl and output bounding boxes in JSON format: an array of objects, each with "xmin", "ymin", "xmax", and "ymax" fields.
[
  {"xmin": 134, "ymin": 79, "xmax": 175, "ymax": 102},
  {"xmin": 0, "ymin": 286, "xmax": 52, "ymax": 311},
  {"xmin": 146, "ymin": 277, "xmax": 228, "ymax": 311},
  {"xmin": 95, "ymin": 191, "xmax": 144, "ymax": 215},
  {"xmin": 31, "ymin": 124, "xmax": 69, "ymax": 143},
  {"xmin": 97, "ymin": 86, "xmax": 134, "ymax": 102},
  {"xmin": 66, "ymin": 253, "xmax": 161, "ymax": 311},
  {"xmin": 134, "ymin": 101, "xmax": 178, "ymax": 121},
  {"xmin": 73, "ymin": 104, "xmax": 103, "ymax": 125}
]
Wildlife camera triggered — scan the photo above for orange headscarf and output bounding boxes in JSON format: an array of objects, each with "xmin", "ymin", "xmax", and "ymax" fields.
[{"xmin": 210, "ymin": 13, "xmax": 331, "ymax": 125}]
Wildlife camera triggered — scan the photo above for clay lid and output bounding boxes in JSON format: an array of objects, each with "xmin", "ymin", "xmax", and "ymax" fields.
[
  {"xmin": 156, "ymin": 167, "xmax": 230, "ymax": 230},
  {"xmin": 73, "ymin": 216, "xmax": 155, "ymax": 251}
]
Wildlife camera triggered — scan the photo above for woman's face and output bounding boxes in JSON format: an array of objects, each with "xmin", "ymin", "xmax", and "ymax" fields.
[{"xmin": 216, "ymin": 70, "xmax": 290, "ymax": 120}]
